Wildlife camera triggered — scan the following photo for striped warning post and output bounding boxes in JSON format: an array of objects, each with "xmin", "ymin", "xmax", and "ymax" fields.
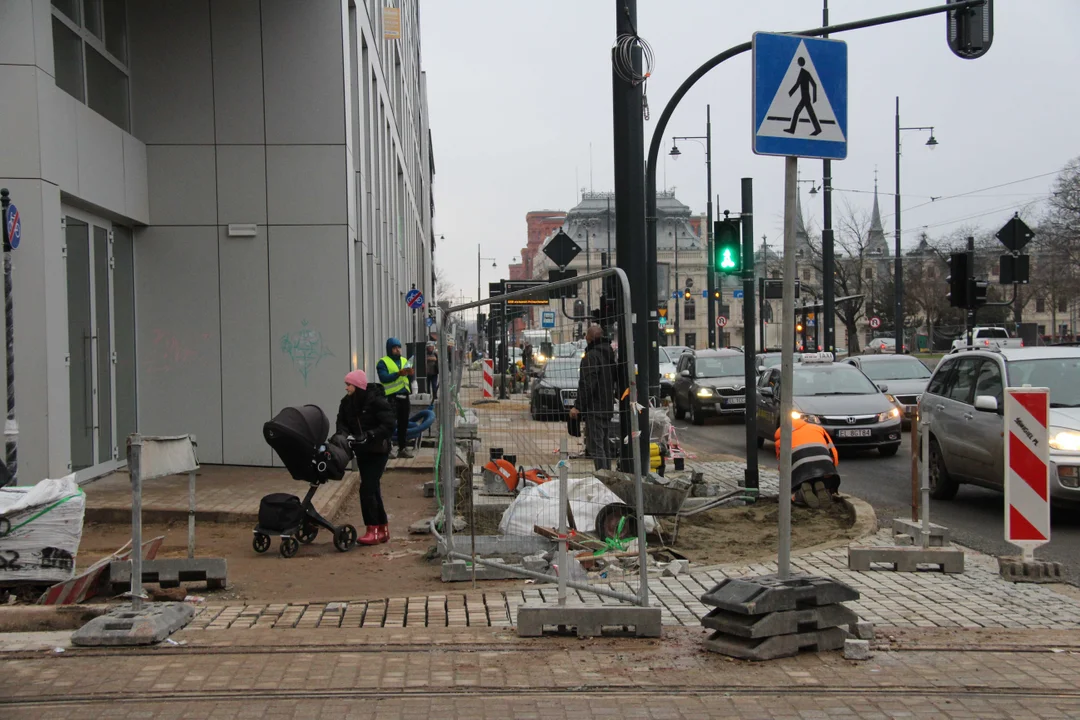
[
  {"xmin": 482, "ymin": 359, "xmax": 494, "ymax": 398},
  {"xmin": 1004, "ymin": 387, "xmax": 1051, "ymax": 555}
]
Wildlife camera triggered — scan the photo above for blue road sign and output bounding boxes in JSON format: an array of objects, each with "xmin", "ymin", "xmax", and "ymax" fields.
[
  {"xmin": 5, "ymin": 204, "xmax": 21, "ymax": 250},
  {"xmin": 733, "ymin": 290, "xmax": 744, "ymax": 299},
  {"xmin": 541, "ymin": 311, "xmax": 555, "ymax": 328},
  {"xmin": 405, "ymin": 288, "xmax": 424, "ymax": 310},
  {"xmin": 425, "ymin": 316, "xmax": 434, "ymax": 327},
  {"xmin": 752, "ymin": 32, "xmax": 848, "ymax": 160},
  {"xmin": 671, "ymin": 291, "xmax": 679, "ymax": 300}
]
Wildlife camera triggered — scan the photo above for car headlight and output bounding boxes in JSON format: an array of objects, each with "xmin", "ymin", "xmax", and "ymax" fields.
[
  {"xmin": 665, "ymin": 372, "xmax": 676, "ymax": 381},
  {"xmin": 535, "ymin": 353, "xmax": 546, "ymax": 362},
  {"xmin": 877, "ymin": 408, "xmax": 901, "ymax": 422},
  {"xmin": 791, "ymin": 411, "xmax": 822, "ymax": 424},
  {"xmin": 696, "ymin": 387, "xmax": 715, "ymax": 398},
  {"xmin": 1049, "ymin": 427, "xmax": 1080, "ymax": 452}
]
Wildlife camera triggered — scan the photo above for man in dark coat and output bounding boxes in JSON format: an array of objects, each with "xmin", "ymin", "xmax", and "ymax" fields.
[{"xmin": 569, "ymin": 325, "xmax": 618, "ymax": 470}]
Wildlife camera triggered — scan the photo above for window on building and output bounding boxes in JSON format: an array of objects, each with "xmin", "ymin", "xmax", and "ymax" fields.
[
  {"xmin": 684, "ymin": 300, "xmax": 696, "ymax": 321},
  {"xmin": 1036, "ymin": 298, "xmax": 1046, "ymax": 313},
  {"xmin": 1038, "ymin": 324, "xmax": 1046, "ymax": 336},
  {"xmin": 802, "ymin": 269, "xmax": 811, "ymax": 282},
  {"xmin": 51, "ymin": 0, "xmax": 129, "ymax": 131},
  {"xmin": 1059, "ymin": 298, "xmax": 1068, "ymax": 313},
  {"xmin": 864, "ymin": 268, "xmax": 873, "ymax": 280},
  {"xmin": 684, "ymin": 333, "xmax": 697, "ymax": 349}
]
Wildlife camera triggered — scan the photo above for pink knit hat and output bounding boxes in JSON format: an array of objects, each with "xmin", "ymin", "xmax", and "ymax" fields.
[{"xmin": 344, "ymin": 369, "xmax": 368, "ymax": 390}]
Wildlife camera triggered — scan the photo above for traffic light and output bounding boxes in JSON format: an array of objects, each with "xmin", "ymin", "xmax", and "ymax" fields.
[
  {"xmin": 947, "ymin": 0, "xmax": 993, "ymax": 60},
  {"xmin": 946, "ymin": 252, "xmax": 970, "ymax": 308},
  {"xmin": 683, "ymin": 289, "xmax": 691, "ymax": 300},
  {"xmin": 713, "ymin": 290, "xmax": 721, "ymax": 299},
  {"xmin": 714, "ymin": 218, "xmax": 742, "ymax": 275},
  {"xmin": 796, "ymin": 323, "xmax": 804, "ymax": 333},
  {"xmin": 972, "ymin": 279, "xmax": 989, "ymax": 307}
]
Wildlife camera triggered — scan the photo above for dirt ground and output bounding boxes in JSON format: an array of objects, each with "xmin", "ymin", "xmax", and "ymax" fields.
[
  {"xmin": 70, "ymin": 474, "xmax": 857, "ymax": 604},
  {"xmin": 73, "ymin": 469, "xmax": 498, "ymax": 604},
  {"xmin": 667, "ymin": 497, "xmax": 857, "ymax": 566}
]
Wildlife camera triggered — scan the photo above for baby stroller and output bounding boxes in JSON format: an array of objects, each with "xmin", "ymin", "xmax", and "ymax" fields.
[{"xmin": 255, "ymin": 405, "xmax": 358, "ymax": 558}]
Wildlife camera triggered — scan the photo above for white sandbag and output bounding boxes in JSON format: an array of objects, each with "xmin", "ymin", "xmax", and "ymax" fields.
[
  {"xmin": 0, "ymin": 475, "xmax": 86, "ymax": 584},
  {"xmin": 499, "ymin": 476, "xmax": 654, "ymax": 536}
]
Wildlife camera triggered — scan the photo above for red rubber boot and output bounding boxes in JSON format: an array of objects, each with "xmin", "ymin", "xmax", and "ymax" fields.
[
  {"xmin": 358, "ymin": 526, "xmax": 380, "ymax": 546},
  {"xmin": 378, "ymin": 524, "xmax": 390, "ymax": 543}
]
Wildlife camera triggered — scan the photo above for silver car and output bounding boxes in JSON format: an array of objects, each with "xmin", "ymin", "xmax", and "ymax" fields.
[
  {"xmin": 844, "ymin": 354, "xmax": 932, "ymax": 424},
  {"xmin": 919, "ymin": 346, "xmax": 1080, "ymax": 504}
]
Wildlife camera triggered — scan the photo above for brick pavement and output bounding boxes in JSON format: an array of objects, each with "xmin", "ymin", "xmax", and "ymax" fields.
[
  {"xmin": 3, "ymin": 627, "xmax": 1080, "ymax": 718},
  {"xmin": 83, "ymin": 466, "xmax": 359, "ymax": 524},
  {"xmin": 172, "ymin": 530, "xmax": 1080, "ymax": 633}
]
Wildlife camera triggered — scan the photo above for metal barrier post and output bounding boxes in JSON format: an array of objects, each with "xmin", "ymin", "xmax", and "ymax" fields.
[
  {"xmin": 558, "ymin": 437, "xmax": 568, "ymax": 606},
  {"xmin": 438, "ymin": 311, "xmax": 455, "ymax": 556},
  {"xmin": 920, "ymin": 418, "xmax": 931, "ymax": 548},
  {"xmin": 128, "ymin": 435, "xmax": 146, "ymax": 611}
]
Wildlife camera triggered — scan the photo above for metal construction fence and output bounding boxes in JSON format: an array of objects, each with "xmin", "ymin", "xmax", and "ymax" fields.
[{"xmin": 431, "ymin": 268, "xmax": 652, "ymax": 607}]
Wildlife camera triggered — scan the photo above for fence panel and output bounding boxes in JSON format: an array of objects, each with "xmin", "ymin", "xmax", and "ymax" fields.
[{"xmin": 432, "ymin": 268, "xmax": 651, "ymax": 607}]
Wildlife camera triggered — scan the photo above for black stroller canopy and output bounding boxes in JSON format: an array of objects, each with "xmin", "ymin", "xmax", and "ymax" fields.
[{"xmin": 265, "ymin": 405, "xmax": 329, "ymax": 446}]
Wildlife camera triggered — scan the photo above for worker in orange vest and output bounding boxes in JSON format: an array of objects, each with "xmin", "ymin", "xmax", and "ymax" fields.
[{"xmin": 774, "ymin": 417, "xmax": 841, "ymax": 508}]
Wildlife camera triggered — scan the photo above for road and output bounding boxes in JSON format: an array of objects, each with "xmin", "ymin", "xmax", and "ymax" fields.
[{"xmin": 674, "ymin": 414, "xmax": 1080, "ymax": 586}]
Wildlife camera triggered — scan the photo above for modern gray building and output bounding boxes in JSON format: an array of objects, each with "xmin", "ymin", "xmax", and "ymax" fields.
[{"xmin": 0, "ymin": 1, "xmax": 435, "ymax": 483}]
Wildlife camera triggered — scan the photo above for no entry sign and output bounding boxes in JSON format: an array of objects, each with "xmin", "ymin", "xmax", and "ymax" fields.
[{"xmin": 1004, "ymin": 387, "xmax": 1051, "ymax": 554}]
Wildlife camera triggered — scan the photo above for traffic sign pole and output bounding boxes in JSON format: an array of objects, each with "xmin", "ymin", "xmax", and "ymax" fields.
[
  {"xmin": 778, "ymin": 157, "xmax": 798, "ymax": 580},
  {"xmin": 0, "ymin": 189, "xmax": 17, "ymax": 487}
]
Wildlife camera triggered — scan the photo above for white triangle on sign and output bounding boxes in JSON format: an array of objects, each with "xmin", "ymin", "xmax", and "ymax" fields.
[{"xmin": 757, "ymin": 40, "xmax": 845, "ymax": 143}]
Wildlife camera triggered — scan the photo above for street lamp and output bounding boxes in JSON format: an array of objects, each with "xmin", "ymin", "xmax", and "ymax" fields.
[
  {"xmin": 669, "ymin": 104, "xmax": 714, "ymax": 347},
  {"xmin": 797, "ymin": 170, "xmax": 821, "ymax": 196},
  {"xmin": 475, "ymin": 241, "xmax": 497, "ymax": 303},
  {"xmin": 894, "ymin": 96, "xmax": 938, "ymax": 354}
]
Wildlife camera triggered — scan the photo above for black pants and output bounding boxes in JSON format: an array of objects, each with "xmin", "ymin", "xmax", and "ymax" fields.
[
  {"xmin": 357, "ymin": 452, "xmax": 389, "ymax": 526},
  {"xmin": 394, "ymin": 394, "xmax": 410, "ymax": 449}
]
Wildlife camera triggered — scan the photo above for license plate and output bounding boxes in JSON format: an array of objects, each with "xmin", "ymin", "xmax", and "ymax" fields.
[
  {"xmin": 563, "ymin": 398, "xmax": 575, "ymax": 407},
  {"xmin": 724, "ymin": 396, "xmax": 746, "ymax": 405},
  {"xmin": 836, "ymin": 428, "xmax": 872, "ymax": 438},
  {"xmin": 904, "ymin": 405, "xmax": 917, "ymax": 415}
]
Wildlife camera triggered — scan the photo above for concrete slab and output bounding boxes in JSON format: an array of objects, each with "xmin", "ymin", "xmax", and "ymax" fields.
[
  {"xmin": 441, "ymin": 558, "xmax": 543, "ymax": 583},
  {"xmin": 999, "ymin": 557, "xmax": 1064, "ymax": 583},
  {"xmin": 843, "ymin": 638, "xmax": 871, "ymax": 660},
  {"xmin": 700, "ymin": 575, "xmax": 860, "ymax": 615},
  {"xmin": 438, "ymin": 535, "xmax": 554, "ymax": 557},
  {"xmin": 71, "ymin": 602, "xmax": 195, "ymax": 646},
  {"xmin": 703, "ymin": 626, "xmax": 850, "ymax": 661},
  {"xmin": 848, "ymin": 546, "xmax": 965, "ymax": 573},
  {"xmin": 892, "ymin": 518, "xmax": 950, "ymax": 547},
  {"xmin": 701, "ymin": 603, "xmax": 857, "ymax": 639},
  {"xmin": 516, "ymin": 604, "xmax": 662, "ymax": 638},
  {"xmin": 107, "ymin": 558, "xmax": 227, "ymax": 591}
]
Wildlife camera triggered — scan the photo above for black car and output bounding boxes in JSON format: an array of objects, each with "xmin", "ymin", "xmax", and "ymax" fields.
[
  {"xmin": 529, "ymin": 358, "xmax": 580, "ymax": 420},
  {"xmin": 672, "ymin": 349, "xmax": 748, "ymax": 426},
  {"xmin": 755, "ymin": 351, "xmax": 802, "ymax": 377}
]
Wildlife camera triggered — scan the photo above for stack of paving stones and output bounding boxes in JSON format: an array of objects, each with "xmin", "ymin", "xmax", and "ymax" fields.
[{"xmin": 699, "ymin": 574, "xmax": 860, "ymax": 661}]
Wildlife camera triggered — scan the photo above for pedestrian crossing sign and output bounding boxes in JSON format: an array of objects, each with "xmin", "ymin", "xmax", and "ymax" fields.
[{"xmin": 752, "ymin": 32, "xmax": 848, "ymax": 160}]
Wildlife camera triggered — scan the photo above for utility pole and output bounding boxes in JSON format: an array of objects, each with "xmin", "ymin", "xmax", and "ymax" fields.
[
  {"xmin": 821, "ymin": 0, "xmax": 836, "ymax": 355},
  {"xmin": 705, "ymin": 106, "xmax": 715, "ymax": 349},
  {"xmin": 612, "ymin": 0, "xmax": 650, "ymax": 470}
]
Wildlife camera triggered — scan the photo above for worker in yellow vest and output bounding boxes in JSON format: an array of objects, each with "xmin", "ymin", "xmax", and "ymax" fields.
[{"xmin": 377, "ymin": 337, "xmax": 414, "ymax": 458}]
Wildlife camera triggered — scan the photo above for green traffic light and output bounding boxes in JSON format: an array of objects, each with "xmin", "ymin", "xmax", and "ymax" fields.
[{"xmin": 720, "ymin": 248, "xmax": 736, "ymax": 270}]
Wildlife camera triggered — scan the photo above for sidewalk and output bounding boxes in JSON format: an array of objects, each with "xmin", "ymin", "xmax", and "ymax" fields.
[
  {"xmin": 83, "ymin": 465, "xmax": 359, "ymax": 524},
  {"xmin": 165, "ymin": 529, "xmax": 1080, "ymax": 633},
  {"xmin": 3, "ymin": 626, "xmax": 1080, "ymax": 718}
]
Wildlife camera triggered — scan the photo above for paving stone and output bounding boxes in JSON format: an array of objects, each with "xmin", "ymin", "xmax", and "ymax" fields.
[{"xmin": 843, "ymin": 638, "xmax": 871, "ymax": 660}]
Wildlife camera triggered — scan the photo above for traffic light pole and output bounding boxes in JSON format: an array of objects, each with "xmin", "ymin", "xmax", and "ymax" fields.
[
  {"xmin": 740, "ymin": 178, "xmax": 758, "ymax": 492},
  {"xmin": 821, "ymin": 0, "xmax": 837, "ymax": 355},
  {"xmin": 705, "ymin": 107, "xmax": 715, "ymax": 349}
]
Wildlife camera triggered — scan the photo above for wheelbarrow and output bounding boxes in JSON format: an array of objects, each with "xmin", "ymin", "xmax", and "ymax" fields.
[{"xmin": 593, "ymin": 471, "xmax": 691, "ymax": 544}]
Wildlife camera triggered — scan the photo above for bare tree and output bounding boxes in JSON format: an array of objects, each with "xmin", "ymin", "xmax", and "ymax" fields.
[
  {"xmin": 433, "ymin": 263, "xmax": 456, "ymax": 300},
  {"xmin": 804, "ymin": 200, "xmax": 887, "ymax": 354}
]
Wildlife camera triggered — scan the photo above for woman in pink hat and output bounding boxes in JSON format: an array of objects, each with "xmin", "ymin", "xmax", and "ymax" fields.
[{"xmin": 336, "ymin": 369, "xmax": 395, "ymax": 545}]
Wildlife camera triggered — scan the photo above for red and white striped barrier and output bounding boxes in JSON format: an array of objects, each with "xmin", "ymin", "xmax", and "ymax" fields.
[
  {"xmin": 482, "ymin": 359, "xmax": 494, "ymax": 398},
  {"xmin": 1004, "ymin": 387, "xmax": 1051, "ymax": 557},
  {"xmin": 38, "ymin": 535, "xmax": 164, "ymax": 605}
]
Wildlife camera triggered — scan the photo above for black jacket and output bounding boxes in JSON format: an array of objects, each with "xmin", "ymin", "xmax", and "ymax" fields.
[
  {"xmin": 334, "ymin": 383, "xmax": 396, "ymax": 455},
  {"xmin": 577, "ymin": 337, "xmax": 618, "ymax": 414}
]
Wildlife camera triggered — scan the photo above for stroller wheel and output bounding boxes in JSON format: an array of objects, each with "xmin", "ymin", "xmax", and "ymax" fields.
[
  {"xmin": 252, "ymin": 532, "xmax": 271, "ymax": 554},
  {"xmin": 334, "ymin": 524, "xmax": 357, "ymax": 552},
  {"xmin": 280, "ymin": 537, "xmax": 299, "ymax": 558},
  {"xmin": 297, "ymin": 523, "xmax": 319, "ymax": 544}
]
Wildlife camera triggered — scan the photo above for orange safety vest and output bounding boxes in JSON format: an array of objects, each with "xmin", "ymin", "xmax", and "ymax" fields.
[{"xmin": 774, "ymin": 418, "xmax": 839, "ymax": 467}]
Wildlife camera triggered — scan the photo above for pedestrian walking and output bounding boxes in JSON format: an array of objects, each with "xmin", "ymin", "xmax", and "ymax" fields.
[
  {"xmin": 774, "ymin": 417, "xmax": 841, "ymax": 508},
  {"xmin": 569, "ymin": 325, "xmax": 618, "ymax": 470},
  {"xmin": 377, "ymin": 337, "xmax": 415, "ymax": 459},
  {"xmin": 426, "ymin": 342, "xmax": 439, "ymax": 400},
  {"xmin": 336, "ymin": 370, "xmax": 395, "ymax": 545}
]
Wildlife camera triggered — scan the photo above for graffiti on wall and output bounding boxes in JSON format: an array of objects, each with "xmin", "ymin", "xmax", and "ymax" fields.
[{"xmin": 281, "ymin": 320, "xmax": 333, "ymax": 385}]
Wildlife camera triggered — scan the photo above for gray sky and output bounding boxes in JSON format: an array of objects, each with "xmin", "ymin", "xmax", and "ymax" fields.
[{"xmin": 421, "ymin": 1, "xmax": 1080, "ymax": 301}]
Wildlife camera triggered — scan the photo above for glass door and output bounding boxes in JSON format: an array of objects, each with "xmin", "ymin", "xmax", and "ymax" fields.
[{"xmin": 64, "ymin": 211, "xmax": 135, "ymax": 478}]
